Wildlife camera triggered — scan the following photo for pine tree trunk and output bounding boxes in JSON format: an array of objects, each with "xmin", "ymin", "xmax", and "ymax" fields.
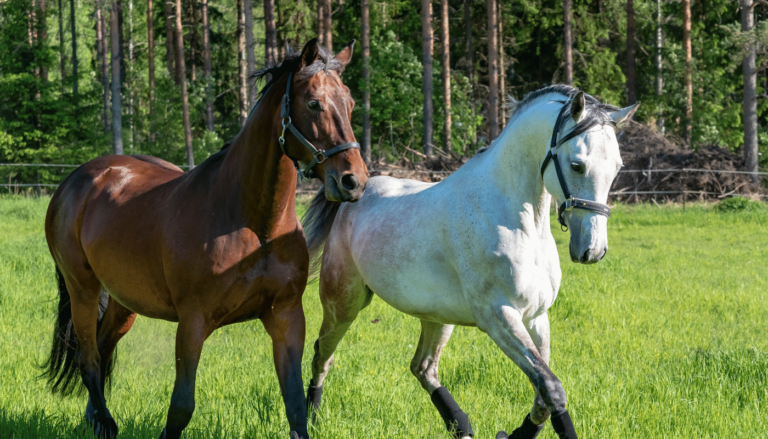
[
  {"xmin": 117, "ymin": 0, "xmax": 125, "ymax": 87},
  {"xmin": 99, "ymin": 6, "xmax": 110, "ymax": 132},
  {"xmin": 175, "ymin": 0, "xmax": 194, "ymax": 168},
  {"xmin": 148, "ymin": 0, "xmax": 155, "ymax": 137},
  {"xmin": 244, "ymin": 0, "xmax": 256, "ymax": 106},
  {"xmin": 323, "ymin": 0, "xmax": 332, "ymax": 50},
  {"xmin": 742, "ymin": 0, "xmax": 759, "ymax": 182},
  {"xmin": 655, "ymin": 0, "xmax": 663, "ymax": 132},
  {"xmin": 111, "ymin": 0, "xmax": 123, "ymax": 154},
  {"xmin": 563, "ymin": 0, "xmax": 573, "ymax": 85},
  {"xmin": 498, "ymin": 0, "xmax": 504, "ymax": 129},
  {"xmin": 276, "ymin": 4, "xmax": 285, "ymax": 60},
  {"xmin": 58, "ymin": 0, "xmax": 65, "ymax": 81},
  {"xmin": 682, "ymin": 0, "xmax": 692, "ymax": 144},
  {"xmin": 626, "ymin": 0, "xmax": 636, "ymax": 104},
  {"xmin": 202, "ymin": 0, "xmax": 214, "ymax": 131},
  {"xmin": 464, "ymin": 0, "xmax": 475, "ymax": 147},
  {"xmin": 441, "ymin": 0, "xmax": 451, "ymax": 151},
  {"xmin": 318, "ymin": 0, "xmax": 324, "ymax": 46},
  {"xmin": 421, "ymin": 0, "xmax": 434, "ymax": 156},
  {"xmin": 237, "ymin": 0, "xmax": 247, "ymax": 126},
  {"xmin": 361, "ymin": 0, "xmax": 371, "ymax": 163},
  {"xmin": 39, "ymin": 0, "xmax": 48, "ymax": 81},
  {"xmin": 165, "ymin": 0, "xmax": 175, "ymax": 82},
  {"xmin": 188, "ymin": 0, "xmax": 197, "ymax": 82},
  {"xmin": 264, "ymin": 0, "xmax": 277, "ymax": 68},
  {"xmin": 128, "ymin": 0, "xmax": 134, "ymax": 149},
  {"xmin": 70, "ymin": 0, "xmax": 78, "ymax": 94},
  {"xmin": 487, "ymin": 0, "xmax": 498, "ymax": 140}
]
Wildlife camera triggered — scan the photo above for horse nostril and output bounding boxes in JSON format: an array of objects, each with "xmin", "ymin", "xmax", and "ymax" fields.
[
  {"xmin": 579, "ymin": 250, "xmax": 589, "ymax": 263},
  {"xmin": 340, "ymin": 174, "xmax": 359, "ymax": 191}
]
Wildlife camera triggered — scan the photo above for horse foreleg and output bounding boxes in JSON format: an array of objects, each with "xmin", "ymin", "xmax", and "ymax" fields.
[
  {"xmin": 482, "ymin": 306, "xmax": 577, "ymax": 439},
  {"xmin": 262, "ymin": 302, "xmax": 308, "ymax": 439},
  {"xmin": 160, "ymin": 314, "xmax": 208, "ymax": 439},
  {"xmin": 411, "ymin": 320, "xmax": 473, "ymax": 439}
]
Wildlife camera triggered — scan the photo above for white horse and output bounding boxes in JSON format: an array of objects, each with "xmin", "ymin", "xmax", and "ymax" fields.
[{"xmin": 302, "ymin": 86, "xmax": 638, "ymax": 439}]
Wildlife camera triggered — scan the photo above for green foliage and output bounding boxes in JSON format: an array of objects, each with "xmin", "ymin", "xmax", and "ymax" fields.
[{"xmin": 714, "ymin": 196, "xmax": 767, "ymax": 212}]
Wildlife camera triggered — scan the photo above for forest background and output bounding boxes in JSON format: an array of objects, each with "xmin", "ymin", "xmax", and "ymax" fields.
[{"xmin": 1, "ymin": 0, "xmax": 767, "ymax": 185}]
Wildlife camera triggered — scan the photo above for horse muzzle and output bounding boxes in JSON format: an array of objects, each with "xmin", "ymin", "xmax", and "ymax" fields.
[{"xmin": 325, "ymin": 172, "xmax": 366, "ymax": 202}]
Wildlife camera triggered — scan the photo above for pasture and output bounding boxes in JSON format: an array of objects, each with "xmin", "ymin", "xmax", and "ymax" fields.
[{"xmin": 0, "ymin": 195, "xmax": 766, "ymax": 438}]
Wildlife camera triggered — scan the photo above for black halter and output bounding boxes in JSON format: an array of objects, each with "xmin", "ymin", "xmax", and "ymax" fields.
[
  {"xmin": 540, "ymin": 97, "xmax": 612, "ymax": 232},
  {"xmin": 277, "ymin": 71, "xmax": 360, "ymax": 179}
]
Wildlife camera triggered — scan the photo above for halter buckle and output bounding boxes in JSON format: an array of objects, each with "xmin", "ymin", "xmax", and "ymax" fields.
[
  {"xmin": 279, "ymin": 117, "xmax": 291, "ymax": 146},
  {"xmin": 563, "ymin": 198, "xmax": 575, "ymax": 211},
  {"xmin": 313, "ymin": 150, "xmax": 327, "ymax": 164}
]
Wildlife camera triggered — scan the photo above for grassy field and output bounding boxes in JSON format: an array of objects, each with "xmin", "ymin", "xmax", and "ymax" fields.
[{"xmin": 0, "ymin": 195, "xmax": 766, "ymax": 439}]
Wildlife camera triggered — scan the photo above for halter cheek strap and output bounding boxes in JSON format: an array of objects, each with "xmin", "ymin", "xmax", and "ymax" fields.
[
  {"xmin": 278, "ymin": 71, "xmax": 360, "ymax": 179},
  {"xmin": 540, "ymin": 97, "xmax": 611, "ymax": 232}
]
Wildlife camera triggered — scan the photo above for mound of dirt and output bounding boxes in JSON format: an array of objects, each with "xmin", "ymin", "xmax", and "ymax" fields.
[{"xmin": 612, "ymin": 122, "xmax": 764, "ymax": 201}]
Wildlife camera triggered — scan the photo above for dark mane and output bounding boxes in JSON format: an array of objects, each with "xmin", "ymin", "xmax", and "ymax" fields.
[
  {"xmin": 506, "ymin": 84, "xmax": 619, "ymax": 147},
  {"xmin": 253, "ymin": 45, "xmax": 345, "ymax": 101}
]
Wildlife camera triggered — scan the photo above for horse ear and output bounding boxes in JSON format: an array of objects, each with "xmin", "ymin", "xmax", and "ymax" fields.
[
  {"xmin": 299, "ymin": 38, "xmax": 320, "ymax": 69},
  {"xmin": 334, "ymin": 39, "xmax": 356, "ymax": 69},
  {"xmin": 571, "ymin": 91, "xmax": 586, "ymax": 122},
  {"xmin": 609, "ymin": 102, "xmax": 641, "ymax": 128}
]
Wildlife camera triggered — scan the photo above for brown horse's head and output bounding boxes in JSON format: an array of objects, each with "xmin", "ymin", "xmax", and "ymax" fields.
[{"xmin": 257, "ymin": 38, "xmax": 368, "ymax": 202}]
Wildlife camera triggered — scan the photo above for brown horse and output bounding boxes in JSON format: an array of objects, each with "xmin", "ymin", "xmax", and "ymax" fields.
[{"xmin": 41, "ymin": 39, "xmax": 368, "ymax": 439}]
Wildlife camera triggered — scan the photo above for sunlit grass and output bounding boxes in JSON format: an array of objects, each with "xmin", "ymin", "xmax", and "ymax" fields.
[{"xmin": 1, "ymin": 196, "xmax": 766, "ymax": 438}]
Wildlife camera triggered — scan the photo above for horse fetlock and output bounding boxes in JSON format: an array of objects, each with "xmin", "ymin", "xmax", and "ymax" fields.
[
  {"xmin": 530, "ymin": 395, "xmax": 551, "ymax": 425},
  {"xmin": 537, "ymin": 377, "xmax": 567, "ymax": 413},
  {"xmin": 410, "ymin": 359, "xmax": 440, "ymax": 391}
]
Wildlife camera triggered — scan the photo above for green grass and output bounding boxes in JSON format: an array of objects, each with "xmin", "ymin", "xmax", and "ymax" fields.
[{"xmin": 1, "ymin": 195, "xmax": 767, "ymax": 438}]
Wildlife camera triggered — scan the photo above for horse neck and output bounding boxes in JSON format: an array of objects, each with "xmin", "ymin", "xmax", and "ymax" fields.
[
  {"xmin": 479, "ymin": 96, "xmax": 562, "ymax": 232},
  {"xmin": 219, "ymin": 77, "xmax": 299, "ymax": 236}
]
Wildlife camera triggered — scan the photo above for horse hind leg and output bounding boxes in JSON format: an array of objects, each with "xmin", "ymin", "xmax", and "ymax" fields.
[
  {"xmin": 62, "ymin": 272, "xmax": 120, "ymax": 438},
  {"xmin": 85, "ymin": 293, "xmax": 137, "ymax": 427},
  {"xmin": 308, "ymin": 271, "xmax": 372, "ymax": 419},
  {"xmin": 410, "ymin": 320, "xmax": 473, "ymax": 439}
]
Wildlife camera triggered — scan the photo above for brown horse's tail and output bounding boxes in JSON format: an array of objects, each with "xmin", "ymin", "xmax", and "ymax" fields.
[
  {"xmin": 40, "ymin": 266, "xmax": 113, "ymax": 396},
  {"xmin": 302, "ymin": 186, "xmax": 342, "ymax": 277}
]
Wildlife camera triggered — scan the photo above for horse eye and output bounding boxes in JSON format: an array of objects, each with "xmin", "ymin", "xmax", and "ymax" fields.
[
  {"xmin": 571, "ymin": 162, "xmax": 584, "ymax": 174},
  {"xmin": 308, "ymin": 100, "xmax": 322, "ymax": 111}
]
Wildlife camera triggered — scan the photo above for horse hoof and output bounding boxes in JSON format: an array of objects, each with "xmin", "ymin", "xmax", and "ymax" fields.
[
  {"xmin": 91, "ymin": 417, "xmax": 118, "ymax": 439},
  {"xmin": 496, "ymin": 431, "xmax": 510, "ymax": 439},
  {"xmin": 159, "ymin": 427, "xmax": 167, "ymax": 439}
]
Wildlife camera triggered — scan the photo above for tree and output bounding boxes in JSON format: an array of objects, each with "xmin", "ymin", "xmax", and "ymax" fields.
[
  {"xmin": 164, "ymin": 0, "xmax": 175, "ymax": 82},
  {"xmin": 627, "ymin": 0, "xmax": 636, "ymax": 104},
  {"xmin": 318, "ymin": 0, "xmax": 324, "ymax": 47},
  {"xmin": 111, "ymin": 0, "xmax": 123, "ymax": 154},
  {"xmin": 38, "ymin": 0, "xmax": 48, "ymax": 81},
  {"xmin": 174, "ymin": 0, "xmax": 193, "ymax": 167},
  {"xmin": 188, "ymin": 0, "xmax": 197, "ymax": 82},
  {"xmin": 323, "ymin": 0, "xmax": 332, "ymax": 49},
  {"xmin": 361, "ymin": 0, "xmax": 371, "ymax": 163},
  {"xmin": 202, "ymin": 0, "xmax": 214, "ymax": 131},
  {"xmin": 96, "ymin": 5, "xmax": 109, "ymax": 132},
  {"xmin": 57, "ymin": 0, "xmax": 65, "ymax": 81},
  {"xmin": 682, "ymin": 0, "xmax": 692, "ymax": 144},
  {"xmin": 741, "ymin": 0, "xmax": 758, "ymax": 181},
  {"xmin": 69, "ymin": 0, "xmax": 77, "ymax": 94},
  {"xmin": 464, "ymin": 0, "xmax": 475, "ymax": 147},
  {"xmin": 487, "ymin": 0, "xmax": 498, "ymax": 140},
  {"xmin": 264, "ymin": 0, "xmax": 277, "ymax": 68},
  {"xmin": 563, "ymin": 0, "xmax": 573, "ymax": 85},
  {"xmin": 244, "ymin": 0, "xmax": 256, "ymax": 106},
  {"xmin": 440, "ymin": 0, "xmax": 451, "ymax": 151},
  {"xmin": 498, "ymin": 0, "xmax": 505, "ymax": 128},
  {"xmin": 237, "ymin": 0, "xmax": 246, "ymax": 126},
  {"xmin": 147, "ymin": 0, "xmax": 155, "ymax": 135},
  {"xmin": 655, "ymin": 0, "xmax": 663, "ymax": 132},
  {"xmin": 421, "ymin": 0, "xmax": 434, "ymax": 156}
]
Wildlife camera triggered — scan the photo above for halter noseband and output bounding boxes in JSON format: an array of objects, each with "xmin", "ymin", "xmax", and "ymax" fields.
[
  {"xmin": 540, "ymin": 97, "xmax": 611, "ymax": 232},
  {"xmin": 277, "ymin": 71, "xmax": 360, "ymax": 179}
]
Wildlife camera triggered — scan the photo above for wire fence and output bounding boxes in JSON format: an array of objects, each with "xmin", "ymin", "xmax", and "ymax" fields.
[{"xmin": 2, "ymin": 163, "xmax": 766, "ymax": 200}]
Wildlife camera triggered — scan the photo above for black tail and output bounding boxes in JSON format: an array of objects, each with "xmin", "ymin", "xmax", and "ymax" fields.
[
  {"xmin": 40, "ymin": 267, "xmax": 113, "ymax": 396},
  {"xmin": 301, "ymin": 186, "xmax": 342, "ymax": 277}
]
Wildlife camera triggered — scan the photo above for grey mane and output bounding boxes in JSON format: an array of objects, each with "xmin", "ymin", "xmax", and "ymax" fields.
[{"xmin": 506, "ymin": 84, "xmax": 619, "ymax": 146}]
